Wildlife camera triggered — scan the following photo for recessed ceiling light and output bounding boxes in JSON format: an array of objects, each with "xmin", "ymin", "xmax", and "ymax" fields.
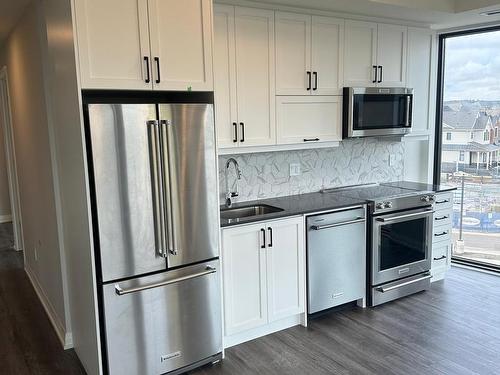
[{"xmin": 480, "ymin": 9, "xmax": 500, "ymax": 16}]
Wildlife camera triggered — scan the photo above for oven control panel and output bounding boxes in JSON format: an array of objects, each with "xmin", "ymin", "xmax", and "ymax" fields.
[{"xmin": 373, "ymin": 194, "xmax": 435, "ymax": 214}]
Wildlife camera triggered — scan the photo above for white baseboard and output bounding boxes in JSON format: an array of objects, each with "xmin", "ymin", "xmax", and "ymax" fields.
[
  {"xmin": 0, "ymin": 214, "xmax": 12, "ymax": 223},
  {"xmin": 25, "ymin": 265, "xmax": 73, "ymax": 349}
]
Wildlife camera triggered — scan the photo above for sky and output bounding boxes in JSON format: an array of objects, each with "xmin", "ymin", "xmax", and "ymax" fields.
[{"xmin": 444, "ymin": 30, "xmax": 500, "ymax": 101}]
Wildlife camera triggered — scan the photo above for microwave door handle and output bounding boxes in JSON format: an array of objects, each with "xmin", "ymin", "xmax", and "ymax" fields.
[
  {"xmin": 405, "ymin": 95, "xmax": 412, "ymax": 127},
  {"xmin": 376, "ymin": 210, "xmax": 434, "ymax": 223}
]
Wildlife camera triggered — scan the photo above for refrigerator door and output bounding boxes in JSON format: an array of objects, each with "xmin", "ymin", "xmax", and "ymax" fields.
[
  {"xmin": 88, "ymin": 104, "xmax": 167, "ymax": 282},
  {"xmin": 103, "ymin": 260, "xmax": 222, "ymax": 375},
  {"xmin": 158, "ymin": 104, "xmax": 219, "ymax": 268}
]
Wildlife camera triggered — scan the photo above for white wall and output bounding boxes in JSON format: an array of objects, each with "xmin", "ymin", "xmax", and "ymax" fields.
[
  {"xmin": 0, "ymin": 119, "xmax": 11, "ymax": 220},
  {"xmin": 0, "ymin": 0, "xmax": 68, "ymax": 343}
]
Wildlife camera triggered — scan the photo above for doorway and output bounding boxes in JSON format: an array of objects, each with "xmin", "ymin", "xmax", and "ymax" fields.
[
  {"xmin": 0, "ymin": 66, "xmax": 23, "ymax": 251},
  {"xmin": 435, "ymin": 28, "xmax": 500, "ymax": 271}
]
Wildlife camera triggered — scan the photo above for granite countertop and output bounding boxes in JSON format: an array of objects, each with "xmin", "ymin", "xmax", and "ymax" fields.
[
  {"xmin": 381, "ymin": 181, "xmax": 458, "ymax": 193},
  {"xmin": 220, "ymin": 191, "xmax": 367, "ymax": 227},
  {"xmin": 219, "ymin": 181, "xmax": 458, "ymax": 228}
]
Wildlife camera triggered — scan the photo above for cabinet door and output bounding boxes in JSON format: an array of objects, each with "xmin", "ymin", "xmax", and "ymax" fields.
[
  {"xmin": 344, "ymin": 20, "xmax": 377, "ymax": 87},
  {"xmin": 275, "ymin": 12, "xmax": 311, "ymax": 95},
  {"xmin": 234, "ymin": 7, "xmax": 276, "ymax": 146},
  {"xmin": 74, "ymin": 0, "xmax": 151, "ymax": 89},
  {"xmin": 148, "ymin": 0, "xmax": 214, "ymax": 91},
  {"xmin": 311, "ymin": 16, "xmax": 344, "ymax": 95},
  {"xmin": 266, "ymin": 217, "xmax": 305, "ymax": 323},
  {"xmin": 214, "ymin": 5, "xmax": 238, "ymax": 148},
  {"xmin": 407, "ymin": 28, "xmax": 435, "ymax": 133},
  {"xmin": 276, "ymin": 96, "xmax": 341, "ymax": 145},
  {"xmin": 377, "ymin": 24, "xmax": 407, "ymax": 87},
  {"xmin": 222, "ymin": 223, "xmax": 268, "ymax": 336}
]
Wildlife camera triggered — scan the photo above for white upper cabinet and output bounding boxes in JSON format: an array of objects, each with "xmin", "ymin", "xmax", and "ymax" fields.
[
  {"xmin": 214, "ymin": 5, "xmax": 275, "ymax": 148},
  {"xmin": 148, "ymin": 0, "xmax": 214, "ymax": 91},
  {"xmin": 74, "ymin": 0, "xmax": 151, "ymax": 90},
  {"xmin": 213, "ymin": 5, "xmax": 238, "ymax": 148},
  {"xmin": 276, "ymin": 13, "xmax": 343, "ymax": 95},
  {"xmin": 344, "ymin": 20, "xmax": 378, "ymax": 87},
  {"xmin": 311, "ymin": 16, "xmax": 344, "ymax": 95},
  {"xmin": 74, "ymin": 0, "xmax": 214, "ymax": 91},
  {"xmin": 234, "ymin": 7, "xmax": 276, "ymax": 146},
  {"xmin": 376, "ymin": 24, "xmax": 407, "ymax": 87},
  {"xmin": 407, "ymin": 27, "xmax": 436, "ymax": 133},
  {"xmin": 344, "ymin": 20, "xmax": 407, "ymax": 87},
  {"xmin": 275, "ymin": 12, "xmax": 311, "ymax": 95}
]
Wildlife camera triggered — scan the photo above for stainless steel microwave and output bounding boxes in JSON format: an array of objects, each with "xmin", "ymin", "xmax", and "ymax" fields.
[{"xmin": 343, "ymin": 87, "xmax": 413, "ymax": 138}]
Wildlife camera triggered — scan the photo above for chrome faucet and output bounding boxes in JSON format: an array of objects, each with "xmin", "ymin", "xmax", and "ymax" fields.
[{"xmin": 225, "ymin": 158, "xmax": 242, "ymax": 207}]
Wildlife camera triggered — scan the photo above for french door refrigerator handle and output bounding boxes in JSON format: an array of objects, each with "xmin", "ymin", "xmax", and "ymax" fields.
[
  {"xmin": 147, "ymin": 120, "xmax": 167, "ymax": 257},
  {"xmin": 159, "ymin": 120, "xmax": 177, "ymax": 256},
  {"xmin": 115, "ymin": 266, "xmax": 217, "ymax": 295}
]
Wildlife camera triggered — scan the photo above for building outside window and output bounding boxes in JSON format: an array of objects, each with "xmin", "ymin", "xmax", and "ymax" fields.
[
  {"xmin": 446, "ymin": 132, "xmax": 452, "ymax": 140},
  {"xmin": 484, "ymin": 131, "xmax": 489, "ymax": 141},
  {"xmin": 459, "ymin": 151, "xmax": 464, "ymax": 161}
]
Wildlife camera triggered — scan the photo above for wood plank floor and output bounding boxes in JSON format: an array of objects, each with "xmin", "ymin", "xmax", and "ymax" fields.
[
  {"xmin": 191, "ymin": 268, "xmax": 500, "ymax": 375},
  {"xmin": 0, "ymin": 223, "xmax": 86, "ymax": 375},
  {"xmin": 1, "ymin": 220, "xmax": 499, "ymax": 375}
]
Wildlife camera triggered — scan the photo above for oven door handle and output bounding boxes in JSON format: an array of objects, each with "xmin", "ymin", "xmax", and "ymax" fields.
[
  {"xmin": 377, "ymin": 273, "xmax": 432, "ymax": 293},
  {"xmin": 375, "ymin": 210, "xmax": 434, "ymax": 223}
]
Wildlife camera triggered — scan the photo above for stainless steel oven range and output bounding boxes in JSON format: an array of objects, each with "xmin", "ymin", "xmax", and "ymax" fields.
[{"xmin": 324, "ymin": 183, "xmax": 434, "ymax": 306}]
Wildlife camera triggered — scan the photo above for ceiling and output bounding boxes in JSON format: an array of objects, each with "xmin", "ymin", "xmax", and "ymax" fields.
[
  {"xmin": 250, "ymin": 0, "xmax": 500, "ymax": 29},
  {"xmin": 0, "ymin": 0, "xmax": 32, "ymax": 47}
]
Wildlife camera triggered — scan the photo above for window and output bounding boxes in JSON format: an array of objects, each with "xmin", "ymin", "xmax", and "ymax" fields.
[
  {"xmin": 446, "ymin": 132, "xmax": 452, "ymax": 140},
  {"xmin": 471, "ymin": 132, "xmax": 474, "ymax": 140},
  {"xmin": 482, "ymin": 153, "xmax": 487, "ymax": 163},
  {"xmin": 459, "ymin": 151, "xmax": 465, "ymax": 161},
  {"xmin": 495, "ymin": 127, "xmax": 498, "ymax": 137},
  {"xmin": 483, "ymin": 131, "xmax": 489, "ymax": 141}
]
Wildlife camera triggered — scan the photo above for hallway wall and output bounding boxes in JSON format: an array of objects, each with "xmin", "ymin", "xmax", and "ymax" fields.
[
  {"xmin": 0, "ymin": 1, "xmax": 67, "ymax": 344},
  {"xmin": 0, "ymin": 122, "xmax": 11, "ymax": 221}
]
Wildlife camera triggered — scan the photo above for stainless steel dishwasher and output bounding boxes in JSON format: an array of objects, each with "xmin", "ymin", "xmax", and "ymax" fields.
[{"xmin": 307, "ymin": 206, "xmax": 366, "ymax": 314}]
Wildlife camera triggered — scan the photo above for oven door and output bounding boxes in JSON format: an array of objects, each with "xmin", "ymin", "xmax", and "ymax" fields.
[
  {"xmin": 372, "ymin": 207, "xmax": 433, "ymax": 286},
  {"xmin": 344, "ymin": 87, "xmax": 413, "ymax": 138}
]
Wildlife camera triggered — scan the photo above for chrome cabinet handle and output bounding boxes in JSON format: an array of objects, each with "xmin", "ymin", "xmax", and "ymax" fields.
[
  {"xmin": 232, "ymin": 122, "xmax": 238, "ymax": 143},
  {"xmin": 268, "ymin": 227, "xmax": 273, "ymax": 248},
  {"xmin": 260, "ymin": 228, "xmax": 266, "ymax": 249},
  {"xmin": 115, "ymin": 266, "xmax": 216, "ymax": 295},
  {"xmin": 378, "ymin": 65, "xmax": 383, "ymax": 83},
  {"xmin": 434, "ymin": 231, "xmax": 448, "ymax": 237},
  {"xmin": 372, "ymin": 65, "xmax": 377, "ymax": 83},
  {"xmin": 147, "ymin": 120, "xmax": 167, "ymax": 258},
  {"xmin": 433, "ymin": 255, "xmax": 447, "ymax": 261},
  {"xmin": 376, "ymin": 210, "xmax": 434, "ymax": 223},
  {"xmin": 303, "ymin": 138, "xmax": 320, "ymax": 142},
  {"xmin": 313, "ymin": 71, "xmax": 318, "ymax": 90},
  {"xmin": 144, "ymin": 56, "xmax": 150, "ymax": 83},
  {"xmin": 377, "ymin": 273, "xmax": 431, "ymax": 293},
  {"xmin": 240, "ymin": 122, "xmax": 245, "ymax": 143},
  {"xmin": 307, "ymin": 71, "xmax": 311, "ymax": 90},
  {"xmin": 311, "ymin": 217, "xmax": 365, "ymax": 230}
]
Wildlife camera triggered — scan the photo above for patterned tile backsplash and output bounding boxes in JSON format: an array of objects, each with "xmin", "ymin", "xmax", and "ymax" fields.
[{"xmin": 219, "ymin": 138, "xmax": 404, "ymax": 203}]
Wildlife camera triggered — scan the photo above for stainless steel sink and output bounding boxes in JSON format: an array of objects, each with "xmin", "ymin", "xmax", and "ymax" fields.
[{"xmin": 220, "ymin": 204, "xmax": 284, "ymax": 222}]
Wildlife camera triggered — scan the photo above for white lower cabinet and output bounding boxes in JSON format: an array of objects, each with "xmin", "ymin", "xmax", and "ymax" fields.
[
  {"xmin": 276, "ymin": 96, "xmax": 342, "ymax": 145},
  {"xmin": 431, "ymin": 192, "xmax": 454, "ymax": 282},
  {"xmin": 221, "ymin": 216, "xmax": 305, "ymax": 347}
]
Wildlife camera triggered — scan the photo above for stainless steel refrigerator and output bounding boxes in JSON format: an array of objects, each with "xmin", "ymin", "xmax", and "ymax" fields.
[{"xmin": 84, "ymin": 93, "xmax": 221, "ymax": 375}]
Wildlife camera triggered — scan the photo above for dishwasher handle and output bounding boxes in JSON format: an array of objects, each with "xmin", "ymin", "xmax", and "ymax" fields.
[{"xmin": 310, "ymin": 217, "xmax": 365, "ymax": 231}]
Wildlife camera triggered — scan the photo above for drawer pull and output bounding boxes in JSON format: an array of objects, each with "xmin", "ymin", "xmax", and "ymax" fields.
[
  {"xmin": 435, "ymin": 215, "xmax": 449, "ymax": 221},
  {"xmin": 436, "ymin": 199, "xmax": 450, "ymax": 204},
  {"xmin": 434, "ymin": 231, "xmax": 448, "ymax": 237},
  {"xmin": 433, "ymin": 255, "xmax": 447, "ymax": 261}
]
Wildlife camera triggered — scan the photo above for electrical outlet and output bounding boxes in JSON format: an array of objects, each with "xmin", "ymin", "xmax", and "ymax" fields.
[
  {"xmin": 289, "ymin": 163, "xmax": 301, "ymax": 176},
  {"xmin": 389, "ymin": 154, "xmax": 396, "ymax": 166}
]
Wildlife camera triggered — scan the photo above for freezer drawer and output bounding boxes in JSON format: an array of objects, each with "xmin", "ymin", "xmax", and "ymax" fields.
[
  {"xmin": 102, "ymin": 260, "xmax": 222, "ymax": 375},
  {"xmin": 307, "ymin": 207, "xmax": 366, "ymax": 314}
]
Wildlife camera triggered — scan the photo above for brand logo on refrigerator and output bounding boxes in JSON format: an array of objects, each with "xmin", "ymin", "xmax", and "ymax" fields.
[{"xmin": 161, "ymin": 351, "xmax": 182, "ymax": 362}]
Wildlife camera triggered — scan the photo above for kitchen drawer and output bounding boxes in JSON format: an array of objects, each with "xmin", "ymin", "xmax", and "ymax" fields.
[
  {"xmin": 433, "ymin": 209, "xmax": 452, "ymax": 227},
  {"xmin": 432, "ymin": 224, "xmax": 452, "ymax": 244},
  {"xmin": 433, "ymin": 192, "xmax": 453, "ymax": 210},
  {"xmin": 432, "ymin": 242, "xmax": 451, "ymax": 269}
]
